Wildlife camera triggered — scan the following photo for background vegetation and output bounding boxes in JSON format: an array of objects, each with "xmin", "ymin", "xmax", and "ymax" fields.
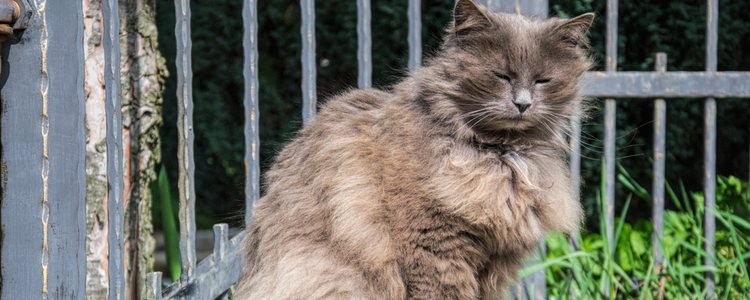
[{"xmin": 531, "ymin": 165, "xmax": 750, "ymax": 298}]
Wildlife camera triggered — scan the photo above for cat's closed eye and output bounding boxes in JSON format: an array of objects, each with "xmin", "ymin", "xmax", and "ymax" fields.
[
  {"xmin": 493, "ymin": 72, "xmax": 512, "ymax": 82},
  {"xmin": 534, "ymin": 78, "xmax": 552, "ymax": 85}
]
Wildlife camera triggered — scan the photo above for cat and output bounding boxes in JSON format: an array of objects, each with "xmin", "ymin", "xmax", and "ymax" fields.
[{"xmin": 235, "ymin": 0, "xmax": 593, "ymax": 299}]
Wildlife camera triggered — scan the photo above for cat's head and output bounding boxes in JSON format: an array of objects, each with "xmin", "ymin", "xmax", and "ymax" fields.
[{"xmin": 420, "ymin": 0, "xmax": 594, "ymax": 142}]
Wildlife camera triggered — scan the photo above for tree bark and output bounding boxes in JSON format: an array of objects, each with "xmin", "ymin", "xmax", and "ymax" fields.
[{"xmin": 83, "ymin": 0, "xmax": 166, "ymax": 299}]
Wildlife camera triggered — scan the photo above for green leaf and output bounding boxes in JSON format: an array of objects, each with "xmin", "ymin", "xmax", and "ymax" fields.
[{"xmin": 630, "ymin": 230, "xmax": 648, "ymax": 256}]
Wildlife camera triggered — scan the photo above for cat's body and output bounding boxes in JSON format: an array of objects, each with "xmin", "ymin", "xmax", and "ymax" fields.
[{"xmin": 236, "ymin": 1, "xmax": 593, "ymax": 299}]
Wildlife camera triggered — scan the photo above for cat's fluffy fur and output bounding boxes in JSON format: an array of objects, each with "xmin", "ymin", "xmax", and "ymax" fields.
[{"xmin": 236, "ymin": 1, "xmax": 594, "ymax": 299}]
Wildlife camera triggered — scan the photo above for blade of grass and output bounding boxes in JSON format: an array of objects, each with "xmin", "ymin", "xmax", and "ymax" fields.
[
  {"xmin": 617, "ymin": 163, "xmax": 651, "ymax": 202},
  {"xmin": 519, "ymin": 252, "xmax": 591, "ymax": 277},
  {"xmin": 715, "ymin": 211, "xmax": 749, "ymax": 281},
  {"xmin": 665, "ymin": 181, "xmax": 684, "ymax": 211},
  {"xmin": 638, "ymin": 255, "xmax": 655, "ymax": 300},
  {"xmin": 155, "ymin": 165, "xmax": 181, "ymax": 280}
]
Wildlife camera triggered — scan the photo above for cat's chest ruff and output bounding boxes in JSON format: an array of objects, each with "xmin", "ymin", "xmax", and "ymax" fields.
[
  {"xmin": 430, "ymin": 141, "xmax": 558, "ymax": 230},
  {"xmin": 435, "ymin": 143, "xmax": 540, "ymax": 193}
]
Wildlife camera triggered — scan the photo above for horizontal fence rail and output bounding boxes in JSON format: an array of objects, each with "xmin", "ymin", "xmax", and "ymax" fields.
[
  {"xmin": 582, "ymin": 72, "xmax": 750, "ymax": 98},
  {"xmin": 141, "ymin": 0, "xmax": 747, "ymax": 299}
]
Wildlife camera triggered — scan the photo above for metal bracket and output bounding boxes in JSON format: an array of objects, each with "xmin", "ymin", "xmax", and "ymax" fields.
[
  {"xmin": 0, "ymin": 0, "xmax": 31, "ymax": 39},
  {"xmin": 0, "ymin": 0, "xmax": 30, "ymax": 79}
]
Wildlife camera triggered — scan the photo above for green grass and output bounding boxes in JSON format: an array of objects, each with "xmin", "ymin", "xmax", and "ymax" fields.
[
  {"xmin": 152, "ymin": 165, "xmax": 182, "ymax": 281},
  {"xmin": 523, "ymin": 164, "xmax": 750, "ymax": 299}
]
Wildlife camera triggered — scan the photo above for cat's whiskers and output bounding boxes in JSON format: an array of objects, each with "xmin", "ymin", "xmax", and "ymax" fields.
[
  {"xmin": 454, "ymin": 106, "xmax": 497, "ymax": 136},
  {"xmin": 537, "ymin": 115, "xmax": 603, "ymax": 160}
]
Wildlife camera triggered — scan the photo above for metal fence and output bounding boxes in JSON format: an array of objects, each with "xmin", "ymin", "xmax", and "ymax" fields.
[{"xmin": 0, "ymin": 0, "xmax": 748, "ymax": 299}]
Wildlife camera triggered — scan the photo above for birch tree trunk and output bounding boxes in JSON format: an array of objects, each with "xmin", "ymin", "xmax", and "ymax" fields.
[{"xmin": 83, "ymin": 0, "xmax": 166, "ymax": 299}]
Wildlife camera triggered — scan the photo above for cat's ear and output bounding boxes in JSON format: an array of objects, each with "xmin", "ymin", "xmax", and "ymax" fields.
[
  {"xmin": 552, "ymin": 13, "xmax": 595, "ymax": 48},
  {"xmin": 453, "ymin": 0, "xmax": 492, "ymax": 36}
]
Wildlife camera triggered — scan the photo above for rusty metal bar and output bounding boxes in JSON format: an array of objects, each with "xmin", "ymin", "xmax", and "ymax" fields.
[
  {"xmin": 357, "ymin": 0, "xmax": 371, "ymax": 88},
  {"xmin": 652, "ymin": 53, "xmax": 667, "ymax": 268},
  {"xmin": 103, "ymin": 0, "xmax": 125, "ymax": 297},
  {"xmin": 301, "ymin": 0, "xmax": 316, "ymax": 124},
  {"xmin": 243, "ymin": 0, "xmax": 260, "ymax": 224},
  {"xmin": 703, "ymin": 0, "xmax": 718, "ymax": 295},
  {"xmin": 581, "ymin": 71, "xmax": 750, "ymax": 98},
  {"xmin": 175, "ymin": 0, "xmax": 197, "ymax": 281},
  {"xmin": 408, "ymin": 0, "xmax": 421, "ymax": 70}
]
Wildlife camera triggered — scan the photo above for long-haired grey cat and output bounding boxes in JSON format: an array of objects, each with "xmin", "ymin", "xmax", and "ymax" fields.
[{"xmin": 236, "ymin": 0, "xmax": 593, "ymax": 298}]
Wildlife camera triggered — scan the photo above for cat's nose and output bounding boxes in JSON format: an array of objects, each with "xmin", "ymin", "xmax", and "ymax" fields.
[
  {"xmin": 514, "ymin": 103, "xmax": 530, "ymax": 114},
  {"xmin": 512, "ymin": 89, "xmax": 532, "ymax": 114}
]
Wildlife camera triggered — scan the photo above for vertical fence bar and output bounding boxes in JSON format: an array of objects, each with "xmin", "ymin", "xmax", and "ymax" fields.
[
  {"xmin": 704, "ymin": 0, "xmax": 718, "ymax": 295},
  {"xmin": 1, "ymin": 1, "xmax": 87, "ymax": 298},
  {"xmin": 483, "ymin": 0, "xmax": 548, "ymax": 17},
  {"xmin": 570, "ymin": 118, "xmax": 582, "ymax": 210},
  {"xmin": 47, "ymin": 0, "xmax": 88, "ymax": 297},
  {"xmin": 103, "ymin": 0, "xmax": 125, "ymax": 298},
  {"xmin": 301, "ymin": 0, "xmax": 317, "ymax": 124},
  {"xmin": 603, "ymin": 0, "xmax": 618, "ymax": 296},
  {"xmin": 569, "ymin": 114, "xmax": 582, "ymax": 300},
  {"xmin": 652, "ymin": 53, "xmax": 667, "ymax": 269},
  {"xmin": 243, "ymin": 0, "xmax": 260, "ymax": 224},
  {"xmin": 213, "ymin": 224, "xmax": 229, "ymax": 261},
  {"xmin": 408, "ymin": 0, "xmax": 421, "ymax": 70},
  {"xmin": 175, "ymin": 0, "xmax": 197, "ymax": 280},
  {"xmin": 357, "ymin": 0, "xmax": 372, "ymax": 88},
  {"xmin": 604, "ymin": 0, "xmax": 618, "ymax": 252}
]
